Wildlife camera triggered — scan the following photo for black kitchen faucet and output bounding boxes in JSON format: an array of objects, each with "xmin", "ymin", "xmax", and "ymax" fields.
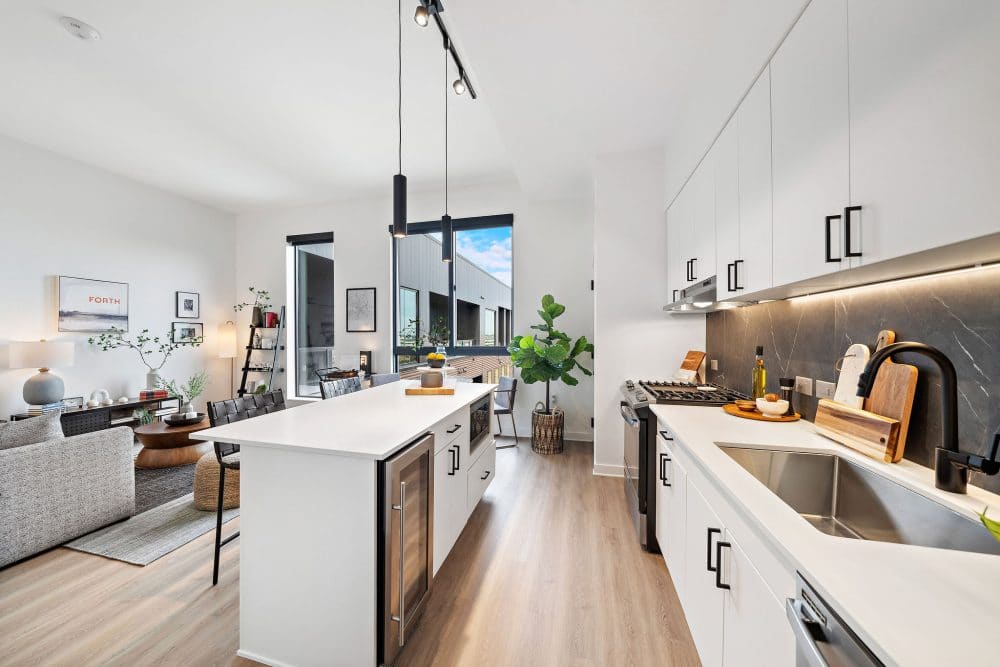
[{"xmin": 857, "ymin": 342, "xmax": 1000, "ymax": 494}]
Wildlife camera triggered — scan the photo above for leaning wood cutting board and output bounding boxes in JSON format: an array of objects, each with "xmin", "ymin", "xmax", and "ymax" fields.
[
  {"xmin": 675, "ymin": 350, "xmax": 706, "ymax": 383},
  {"xmin": 815, "ymin": 399, "xmax": 901, "ymax": 463},
  {"xmin": 863, "ymin": 329, "xmax": 918, "ymax": 462}
]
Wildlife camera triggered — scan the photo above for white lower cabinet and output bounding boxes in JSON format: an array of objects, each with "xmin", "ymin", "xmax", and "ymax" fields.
[
  {"xmin": 658, "ymin": 428, "xmax": 794, "ymax": 667},
  {"xmin": 467, "ymin": 439, "xmax": 496, "ymax": 515},
  {"xmin": 432, "ymin": 409, "xmax": 473, "ymax": 575}
]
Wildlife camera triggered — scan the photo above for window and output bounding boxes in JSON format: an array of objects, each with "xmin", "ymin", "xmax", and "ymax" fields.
[
  {"xmin": 392, "ymin": 215, "xmax": 513, "ymax": 381},
  {"xmin": 286, "ymin": 233, "xmax": 334, "ymax": 399}
]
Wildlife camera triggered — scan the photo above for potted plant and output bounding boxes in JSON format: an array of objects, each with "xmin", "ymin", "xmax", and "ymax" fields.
[
  {"xmin": 89, "ymin": 327, "xmax": 203, "ymax": 389},
  {"xmin": 158, "ymin": 371, "xmax": 210, "ymax": 413},
  {"xmin": 403, "ymin": 316, "xmax": 451, "ymax": 368},
  {"xmin": 508, "ymin": 294, "xmax": 593, "ymax": 454},
  {"xmin": 234, "ymin": 286, "xmax": 272, "ymax": 328}
]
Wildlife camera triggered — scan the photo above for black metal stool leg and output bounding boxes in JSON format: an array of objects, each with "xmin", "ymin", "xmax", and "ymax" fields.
[
  {"xmin": 496, "ymin": 413, "xmax": 502, "ymax": 433},
  {"xmin": 213, "ymin": 462, "xmax": 225, "ymax": 586},
  {"xmin": 511, "ymin": 414, "xmax": 518, "ymax": 443}
]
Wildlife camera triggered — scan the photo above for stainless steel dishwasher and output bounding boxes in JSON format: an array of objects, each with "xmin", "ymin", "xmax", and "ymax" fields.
[
  {"xmin": 786, "ymin": 574, "xmax": 882, "ymax": 666},
  {"xmin": 378, "ymin": 433, "xmax": 435, "ymax": 666}
]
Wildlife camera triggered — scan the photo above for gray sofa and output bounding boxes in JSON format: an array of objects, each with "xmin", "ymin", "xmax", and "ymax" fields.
[{"xmin": 0, "ymin": 423, "xmax": 135, "ymax": 568}]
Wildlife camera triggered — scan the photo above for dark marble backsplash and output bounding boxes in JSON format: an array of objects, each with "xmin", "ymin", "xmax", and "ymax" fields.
[{"xmin": 706, "ymin": 266, "xmax": 1000, "ymax": 494}]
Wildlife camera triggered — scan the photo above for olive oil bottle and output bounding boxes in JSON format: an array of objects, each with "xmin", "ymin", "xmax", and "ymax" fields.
[{"xmin": 751, "ymin": 345, "xmax": 767, "ymax": 399}]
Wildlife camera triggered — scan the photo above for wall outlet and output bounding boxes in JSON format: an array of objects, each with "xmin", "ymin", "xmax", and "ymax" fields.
[
  {"xmin": 815, "ymin": 380, "xmax": 836, "ymax": 400},
  {"xmin": 794, "ymin": 376, "xmax": 814, "ymax": 396},
  {"xmin": 710, "ymin": 359, "xmax": 719, "ymax": 371}
]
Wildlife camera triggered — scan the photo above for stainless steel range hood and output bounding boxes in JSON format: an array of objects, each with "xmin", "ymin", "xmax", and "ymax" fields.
[{"xmin": 663, "ymin": 275, "xmax": 754, "ymax": 313}]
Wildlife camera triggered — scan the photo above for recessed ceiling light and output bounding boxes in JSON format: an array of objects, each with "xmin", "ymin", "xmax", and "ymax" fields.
[{"xmin": 59, "ymin": 16, "xmax": 101, "ymax": 42}]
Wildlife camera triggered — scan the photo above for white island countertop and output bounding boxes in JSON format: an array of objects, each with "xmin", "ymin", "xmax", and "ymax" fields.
[
  {"xmin": 650, "ymin": 404, "xmax": 1000, "ymax": 667},
  {"xmin": 193, "ymin": 381, "xmax": 495, "ymax": 460}
]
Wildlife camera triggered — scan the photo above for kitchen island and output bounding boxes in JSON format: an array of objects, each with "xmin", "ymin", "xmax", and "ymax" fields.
[{"xmin": 193, "ymin": 381, "xmax": 497, "ymax": 667}]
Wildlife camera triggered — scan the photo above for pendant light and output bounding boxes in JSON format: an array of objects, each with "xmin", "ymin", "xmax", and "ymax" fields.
[
  {"xmin": 392, "ymin": 0, "xmax": 408, "ymax": 239},
  {"xmin": 441, "ymin": 39, "xmax": 454, "ymax": 263}
]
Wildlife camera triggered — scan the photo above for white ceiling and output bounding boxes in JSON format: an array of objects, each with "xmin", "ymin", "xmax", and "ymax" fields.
[{"xmin": 0, "ymin": 1, "xmax": 808, "ymax": 212}]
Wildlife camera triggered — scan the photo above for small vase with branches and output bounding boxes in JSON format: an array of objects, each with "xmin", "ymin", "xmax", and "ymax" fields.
[{"xmin": 234, "ymin": 286, "xmax": 272, "ymax": 327}]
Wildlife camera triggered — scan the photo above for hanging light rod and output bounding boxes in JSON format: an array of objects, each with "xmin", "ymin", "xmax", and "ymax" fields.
[{"xmin": 413, "ymin": 0, "xmax": 478, "ymax": 99}]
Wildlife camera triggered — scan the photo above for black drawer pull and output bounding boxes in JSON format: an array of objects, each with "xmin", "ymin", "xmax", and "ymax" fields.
[
  {"xmin": 825, "ymin": 214, "xmax": 843, "ymax": 263},
  {"xmin": 672, "ymin": 289, "xmax": 678, "ymax": 302},
  {"xmin": 734, "ymin": 259, "xmax": 744, "ymax": 290},
  {"xmin": 446, "ymin": 424, "xmax": 462, "ymax": 434},
  {"xmin": 715, "ymin": 541, "xmax": 732, "ymax": 590},
  {"xmin": 844, "ymin": 205, "xmax": 862, "ymax": 258},
  {"xmin": 706, "ymin": 527, "xmax": 721, "ymax": 572},
  {"xmin": 481, "ymin": 470, "xmax": 491, "ymax": 480},
  {"xmin": 659, "ymin": 430, "xmax": 673, "ymax": 441},
  {"xmin": 659, "ymin": 452, "xmax": 671, "ymax": 487},
  {"xmin": 726, "ymin": 262, "xmax": 735, "ymax": 293},
  {"xmin": 448, "ymin": 447, "xmax": 457, "ymax": 475}
]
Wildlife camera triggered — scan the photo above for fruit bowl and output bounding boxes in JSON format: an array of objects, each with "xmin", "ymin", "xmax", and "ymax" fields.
[
  {"xmin": 755, "ymin": 398, "xmax": 789, "ymax": 418},
  {"xmin": 427, "ymin": 357, "xmax": 445, "ymax": 368}
]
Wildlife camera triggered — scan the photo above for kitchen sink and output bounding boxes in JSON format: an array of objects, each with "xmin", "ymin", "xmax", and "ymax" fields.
[{"xmin": 717, "ymin": 444, "xmax": 1000, "ymax": 556}]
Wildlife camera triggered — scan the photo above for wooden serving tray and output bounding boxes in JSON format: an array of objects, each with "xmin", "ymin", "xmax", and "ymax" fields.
[
  {"xmin": 722, "ymin": 403, "xmax": 800, "ymax": 422},
  {"xmin": 405, "ymin": 387, "xmax": 456, "ymax": 396}
]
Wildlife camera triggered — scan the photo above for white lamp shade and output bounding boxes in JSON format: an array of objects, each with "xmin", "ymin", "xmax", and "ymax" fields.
[
  {"xmin": 217, "ymin": 321, "xmax": 238, "ymax": 359},
  {"xmin": 10, "ymin": 340, "xmax": 75, "ymax": 369}
]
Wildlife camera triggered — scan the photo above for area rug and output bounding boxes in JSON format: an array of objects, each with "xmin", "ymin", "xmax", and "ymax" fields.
[
  {"xmin": 65, "ymin": 493, "xmax": 238, "ymax": 566},
  {"xmin": 134, "ymin": 463, "xmax": 198, "ymax": 515}
]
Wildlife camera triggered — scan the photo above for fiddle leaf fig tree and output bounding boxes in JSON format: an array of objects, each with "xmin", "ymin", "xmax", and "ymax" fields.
[{"xmin": 508, "ymin": 294, "xmax": 594, "ymax": 414}]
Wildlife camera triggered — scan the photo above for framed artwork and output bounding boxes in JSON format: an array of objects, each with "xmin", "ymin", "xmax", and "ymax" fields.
[
  {"xmin": 58, "ymin": 276, "xmax": 129, "ymax": 332},
  {"xmin": 176, "ymin": 291, "xmax": 200, "ymax": 318},
  {"xmin": 172, "ymin": 321, "xmax": 204, "ymax": 344},
  {"xmin": 346, "ymin": 288, "xmax": 377, "ymax": 332}
]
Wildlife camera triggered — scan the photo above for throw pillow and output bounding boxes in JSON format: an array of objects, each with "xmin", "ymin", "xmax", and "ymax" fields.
[{"xmin": 0, "ymin": 411, "xmax": 65, "ymax": 450}]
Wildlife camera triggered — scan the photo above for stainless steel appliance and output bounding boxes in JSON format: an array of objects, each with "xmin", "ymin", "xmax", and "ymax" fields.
[
  {"xmin": 379, "ymin": 433, "xmax": 434, "ymax": 666},
  {"xmin": 469, "ymin": 394, "xmax": 491, "ymax": 457},
  {"xmin": 620, "ymin": 379, "xmax": 747, "ymax": 551},
  {"xmin": 663, "ymin": 274, "xmax": 755, "ymax": 313},
  {"xmin": 787, "ymin": 574, "xmax": 882, "ymax": 666}
]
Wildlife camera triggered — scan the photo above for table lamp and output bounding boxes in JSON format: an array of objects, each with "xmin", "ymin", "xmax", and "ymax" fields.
[
  {"xmin": 10, "ymin": 340, "xmax": 75, "ymax": 405},
  {"xmin": 218, "ymin": 321, "xmax": 238, "ymax": 396}
]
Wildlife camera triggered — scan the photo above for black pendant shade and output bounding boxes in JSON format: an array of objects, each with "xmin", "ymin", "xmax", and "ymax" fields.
[
  {"xmin": 441, "ymin": 214, "xmax": 453, "ymax": 262},
  {"xmin": 392, "ymin": 174, "xmax": 408, "ymax": 238}
]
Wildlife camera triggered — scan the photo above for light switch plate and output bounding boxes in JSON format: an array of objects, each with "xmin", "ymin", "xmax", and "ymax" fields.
[
  {"xmin": 710, "ymin": 359, "xmax": 719, "ymax": 371},
  {"xmin": 795, "ymin": 376, "xmax": 813, "ymax": 396},
  {"xmin": 815, "ymin": 380, "xmax": 836, "ymax": 400}
]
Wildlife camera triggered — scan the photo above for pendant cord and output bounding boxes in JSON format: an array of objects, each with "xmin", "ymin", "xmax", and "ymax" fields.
[
  {"xmin": 398, "ymin": 0, "xmax": 402, "ymax": 174},
  {"xmin": 444, "ymin": 41, "xmax": 449, "ymax": 214}
]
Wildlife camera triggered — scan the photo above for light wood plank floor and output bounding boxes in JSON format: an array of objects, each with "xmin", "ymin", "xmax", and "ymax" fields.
[{"xmin": 0, "ymin": 438, "xmax": 698, "ymax": 667}]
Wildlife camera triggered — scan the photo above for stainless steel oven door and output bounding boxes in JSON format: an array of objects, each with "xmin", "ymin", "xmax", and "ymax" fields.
[
  {"xmin": 621, "ymin": 402, "xmax": 642, "ymax": 538},
  {"xmin": 381, "ymin": 433, "xmax": 435, "ymax": 666}
]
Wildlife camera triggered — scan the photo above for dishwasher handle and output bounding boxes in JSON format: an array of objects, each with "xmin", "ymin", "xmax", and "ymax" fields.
[{"xmin": 786, "ymin": 597, "xmax": 829, "ymax": 667}]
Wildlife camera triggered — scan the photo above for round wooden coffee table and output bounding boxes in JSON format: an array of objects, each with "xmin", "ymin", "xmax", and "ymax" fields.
[{"xmin": 133, "ymin": 418, "xmax": 212, "ymax": 469}]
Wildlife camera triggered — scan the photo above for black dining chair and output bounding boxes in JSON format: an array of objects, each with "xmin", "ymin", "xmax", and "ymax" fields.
[
  {"xmin": 206, "ymin": 389, "xmax": 286, "ymax": 586},
  {"xmin": 319, "ymin": 377, "xmax": 363, "ymax": 399},
  {"xmin": 494, "ymin": 376, "xmax": 518, "ymax": 449},
  {"xmin": 369, "ymin": 373, "xmax": 401, "ymax": 387}
]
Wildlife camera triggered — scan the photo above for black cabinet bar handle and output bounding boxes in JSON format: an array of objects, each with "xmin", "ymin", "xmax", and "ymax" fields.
[
  {"xmin": 481, "ymin": 469, "xmax": 491, "ymax": 480},
  {"xmin": 672, "ymin": 289, "xmax": 678, "ymax": 302},
  {"xmin": 456, "ymin": 445, "xmax": 460, "ymax": 470},
  {"xmin": 844, "ymin": 205, "xmax": 862, "ymax": 257},
  {"xmin": 685, "ymin": 259, "xmax": 693, "ymax": 281},
  {"xmin": 659, "ymin": 430, "xmax": 673, "ymax": 441},
  {"xmin": 690, "ymin": 257, "xmax": 698, "ymax": 281},
  {"xmin": 659, "ymin": 452, "xmax": 671, "ymax": 487},
  {"xmin": 706, "ymin": 527, "xmax": 721, "ymax": 572},
  {"xmin": 446, "ymin": 424, "xmax": 462, "ymax": 434},
  {"xmin": 715, "ymin": 541, "xmax": 732, "ymax": 590},
  {"xmin": 726, "ymin": 262, "xmax": 735, "ymax": 293},
  {"xmin": 448, "ymin": 447, "xmax": 457, "ymax": 475},
  {"xmin": 825, "ymin": 215, "xmax": 843, "ymax": 263},
  {"xmin": 734, "ymin": 259, "xmax": 744, "ymax": 290}
]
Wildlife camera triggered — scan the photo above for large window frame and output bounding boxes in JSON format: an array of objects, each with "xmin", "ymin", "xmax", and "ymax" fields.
[
  {"xmin": 391, "ymin": 214, "xmax": 513, "ymax": 366},
  {"xmin": 285, "ymin": 231, "xmax": 335, "ymax": 400}
]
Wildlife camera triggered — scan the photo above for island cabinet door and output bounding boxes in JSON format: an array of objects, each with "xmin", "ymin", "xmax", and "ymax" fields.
[{"xmin": 433, "ymin": 443, "xmax": 465, "ymax": 574}]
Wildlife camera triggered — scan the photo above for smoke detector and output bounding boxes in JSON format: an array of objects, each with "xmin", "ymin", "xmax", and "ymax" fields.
[{"xmin": 59, "ymin": 17, "xmax": 101, "ymax": 41}]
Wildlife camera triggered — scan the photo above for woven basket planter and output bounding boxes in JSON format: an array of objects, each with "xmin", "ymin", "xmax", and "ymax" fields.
[
  {"xmin": 531, "ymin": 405, "xmax": 565, "ymax": 455},
  {"xmin": 193, "ymin": 452, "xmax": 240, "ymax": 511}
]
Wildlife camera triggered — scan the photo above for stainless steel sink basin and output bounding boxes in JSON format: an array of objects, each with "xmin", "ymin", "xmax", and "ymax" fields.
[{"xmin": 718, "ymin": 444, "xmax": 1000, "ymax": 556}]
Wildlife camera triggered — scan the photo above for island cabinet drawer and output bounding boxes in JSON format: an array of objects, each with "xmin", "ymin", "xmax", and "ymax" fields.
[
  {"xmin": 431, "ymin": 408, "xmax": 470, "ymax": 453},
  {"xmin": 467, "ymin": 440, "xmax": 496, "ymax": 512}
]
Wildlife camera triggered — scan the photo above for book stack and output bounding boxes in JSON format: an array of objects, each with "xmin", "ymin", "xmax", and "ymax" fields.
[
  {"xmin": 147, "ymin": 406, "xmax": 179, "ymax": 418},
  {"xmin": 139, "ymin": 389, "xmax": 170, "ymax": 400},
  {"xmin": 27, "ymin": 402, "xmax": 63, "ymax": 415}
]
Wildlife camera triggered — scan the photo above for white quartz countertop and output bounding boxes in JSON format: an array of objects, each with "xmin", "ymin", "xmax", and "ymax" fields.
[
  {"xmin": 649, "ymin": 404, "xmax": 1000, "ymax": 667},
  {"xmin": 193, "ymin": 381, "xmax": 495, "ymax": 460}
]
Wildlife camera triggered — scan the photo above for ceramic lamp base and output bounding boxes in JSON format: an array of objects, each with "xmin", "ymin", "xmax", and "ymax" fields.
[{"xmin": 23, "ymin": 369, "xmax": 65, "ymax": 405}]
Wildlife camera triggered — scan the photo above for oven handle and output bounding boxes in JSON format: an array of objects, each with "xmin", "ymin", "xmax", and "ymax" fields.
[
  {"xmin": 620, "ymin": 404, "xmax": 640, "ymax": 427},
  {"xmin": 390, "ymin": 480, "xmax": 407, "ymax": 646},
  {"xmin": 786, "ymin": 598, "xmax": 830, "ymax": 667}
]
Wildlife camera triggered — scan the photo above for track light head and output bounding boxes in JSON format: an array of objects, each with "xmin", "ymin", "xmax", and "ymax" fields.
[
  {"xmin": 414, "ymin": 4, "xmax": 430, "ymax": 27},
  {"xmin": 452, "ymin": 77, "xmax": 466, "ymax": 95}
]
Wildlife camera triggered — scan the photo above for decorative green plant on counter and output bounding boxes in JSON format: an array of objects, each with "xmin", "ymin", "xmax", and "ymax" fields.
[
  {"xmin": 508, "ymin": 294, "xmax": 593, "ymax": 414},
  {"xmin": 157, "ymin": 371, "xmax": 210, "ymax": 407},
  {"xmin": 233, "ymin": 286, "xmax": 272, "ymax": 313}
]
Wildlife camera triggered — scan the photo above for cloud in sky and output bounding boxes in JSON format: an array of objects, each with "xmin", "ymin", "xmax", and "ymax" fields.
[{"xmin": 456, "ymin": 228, "xmax": 512, "ymax": 286}]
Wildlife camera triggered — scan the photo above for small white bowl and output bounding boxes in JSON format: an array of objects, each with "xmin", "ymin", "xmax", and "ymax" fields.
[{"xmin": 756, "ymin": 398, "xmax": 789, "ymax": 418}]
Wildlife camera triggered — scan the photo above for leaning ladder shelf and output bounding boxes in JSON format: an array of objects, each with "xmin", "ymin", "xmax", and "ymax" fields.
[{"xmin": 237, "ymin": 305, "xmax": 286, "ymax": 398}]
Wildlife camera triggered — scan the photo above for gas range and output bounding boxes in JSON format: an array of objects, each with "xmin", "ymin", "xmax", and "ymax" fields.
[{"xmin": 620, "ymin": 379, "xmax": 746, "ymax": 408}]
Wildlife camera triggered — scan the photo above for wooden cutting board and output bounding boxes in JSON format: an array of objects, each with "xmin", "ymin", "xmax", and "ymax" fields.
[
  {"xmin": 863, "ymin": 329, "xmax": 917, "ymax": 462},
  {"xmin": 405, "ymin": 387, "xmax": 456, "ymax": 396},
  {"xmin": 722, "ymin": 404, "xmax": 800, "ymax": 422},
  {"xmin": 676, "ymin": 350, "xmax": 706, "ymax": 383},
  {"xmin": 815, "ymin": 399, "xmax": 901, "ymax": 463}
]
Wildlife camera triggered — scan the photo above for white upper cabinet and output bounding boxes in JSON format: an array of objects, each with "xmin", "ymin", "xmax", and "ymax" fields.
[
  {"xmin": 770, "ymin": 0, "xmax": 850, "ymax": 286},
  {"xmin": 714, "ymin": 119, "xmax": 741, "ymax": 296},
  {"xmin": 689, "ymin": 156, "xmax": 717, "ymax": 285},
  {"xmin": 666, "ymin": 194, "xmax": 688, "ymax": 303},
  {"xmin": 848, "ymin": 0, "xmax": 1000, "ymax": 265},
  {"xmin": 736, "ymin": 67, "xmax": 773, "ymax": 295}
]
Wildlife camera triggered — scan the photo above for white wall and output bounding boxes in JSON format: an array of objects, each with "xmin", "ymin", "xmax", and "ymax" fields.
[
  {"xmin": 592, "ymin": 149, "xmax": 705, "ymax": 475},
  {"xmin": 235, "ymin": 181, "xmax": 596, "ymax": 440},
  {"xmin": 0, "ymin": 134, "xmax": 236, "ymax": 420}
]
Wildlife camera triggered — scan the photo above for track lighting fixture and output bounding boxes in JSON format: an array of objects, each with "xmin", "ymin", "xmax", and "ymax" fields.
[
  {"xmin": 414, "ymin": 5, "xmax": 429, "ymax": 27},
  {"xmin": 452, "ymin": 75, "xmax": 466, "ymax": 95},
  {"xmin": 415, "ymin": 1, "xmax": 478, "ymax": 99}
]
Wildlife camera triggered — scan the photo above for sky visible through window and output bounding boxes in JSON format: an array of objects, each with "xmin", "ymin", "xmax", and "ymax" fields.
[{"xmin": 455, "ymin": 227, "xmax": 512, "ymax": 286}]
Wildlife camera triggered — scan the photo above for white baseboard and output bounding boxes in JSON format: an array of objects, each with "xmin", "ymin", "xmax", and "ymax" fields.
[{"xmin": 592, "ymin": 463, "xmax": 623, "ymax": 477}]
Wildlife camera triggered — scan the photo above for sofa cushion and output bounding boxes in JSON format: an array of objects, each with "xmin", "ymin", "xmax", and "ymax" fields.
[{"xmin": 0, "ymin": 412, "xmax": 65, "ymax": 450}]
